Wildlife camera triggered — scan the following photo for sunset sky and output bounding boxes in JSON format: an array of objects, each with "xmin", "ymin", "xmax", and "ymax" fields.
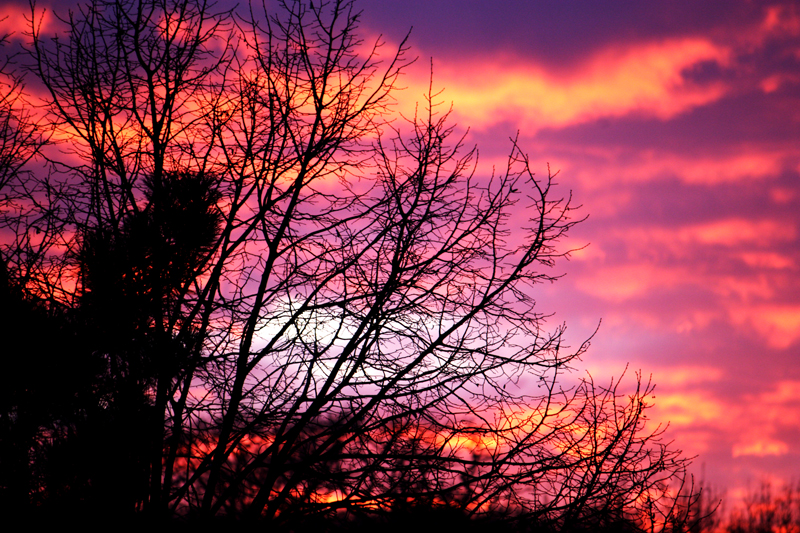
[
  {"xmin": 350, "ymin": 0, "xmax": 800, "ymax": 503},
  {"xmin": 3, "ymin": 0, "xmax": 799, "ymax": 509}
]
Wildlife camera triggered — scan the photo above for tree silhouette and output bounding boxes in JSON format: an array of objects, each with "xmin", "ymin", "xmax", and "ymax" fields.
[
  {"xmin": 725, "ymin": 481, "xmax": 800, "ymax": 533},
  {"xmin": 0, "ymin": 30, "xmax": 43, "ymax": 193},
  {"xmin": 76, "ymin": 170, "xmax": 223, "ymax": 512},
  {"xmin": 1, "ymin": 0, "xmax": 697, "ymax": 528}
]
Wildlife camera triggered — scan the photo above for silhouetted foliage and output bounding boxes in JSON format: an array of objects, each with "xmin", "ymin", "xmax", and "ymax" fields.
[
  {"xmin": 0, "ymin": 0, "xmax": 701, "ymax": 529},
  {"xmin": 0, "ymin": 261, "xmax": 106, "ymax": 518},
  {"xmin": 724, "ymin": 481, "xmax": 800, "ymax": 533},
  {"xmin": 73, "ymin": 170, "xmax": 224, "ymax": 512}
]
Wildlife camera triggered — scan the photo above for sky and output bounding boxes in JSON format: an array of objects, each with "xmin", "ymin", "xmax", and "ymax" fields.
[
  {"xmin": 3, "ymin": 0, "xmax": 799, "ymax": 510},
  {"xmin": 348, "ymin": 0, "xmax": 800, "ymax": 506}
]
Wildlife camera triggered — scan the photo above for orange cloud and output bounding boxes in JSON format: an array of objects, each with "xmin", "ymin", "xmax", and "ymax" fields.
[
  {"xmin": 376, "ymin": 2, "xmax": 800, "ymax": 138},
  {"xmin": 393, "ymin": 37, "xmax": 731, "ymax": 132},
  {"xmin": 649, "ymin": 366, "xmax": 724, "ymax": 387},
  {"xmin": 651, "ymin": 391, "xmax": 726, "ymax": 428},
  {"xmin": 574, "ymin": 264, "xmax": 686, "ymax": 302},
  {"xmin": 629, "ymin": 380, "xmax": 800, "ymax": 462},
  {"xmin": 732, "ymin": 439, "xmax": 790, "ymax": 458},
  {"xmin": 637, "ymin": 377, "xmax": 800, "ymax": 463}
]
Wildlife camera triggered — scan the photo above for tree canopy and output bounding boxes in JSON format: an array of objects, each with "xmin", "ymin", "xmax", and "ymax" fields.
[{"xmin": 0, "ymin": 0, "xmax": 697, "ymax": 530}]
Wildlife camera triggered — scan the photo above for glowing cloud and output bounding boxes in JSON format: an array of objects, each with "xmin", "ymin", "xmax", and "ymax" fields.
[
  {"xmin": 574, "ymin": 265, "xmax": 686, "ymax": 302},
  {"xmin": 393, "ymin": 37, "xmax": 731, "ymax": 131},
  {"xmin": 0, "ymin": 2, "xmax": 57, "ymax": 40},
  {"xmin": 732, "ymin": 439, "xmax": 789, "ymax": 458},
  {"xmin": 651, "ymin": 366, "xmax": 724, "ymax": 387},
  {"xmin": 729, "ymin": 306, "xmax": 800, "ymax": 349},
  {"xmin": 651, "ymin": 391, "xmax": 726, "ymax": 427},
  {"xmin": 567, "ymin": 147, "xmax": 799, "ymax": 189}
]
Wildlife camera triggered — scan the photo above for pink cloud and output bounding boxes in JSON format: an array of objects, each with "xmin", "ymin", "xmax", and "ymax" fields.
[
  {"xmin": 738, "ymin": 252, "xmax": 795, "ymax": 270},
  {"xmin": 771, "ymin": 187, "xmax": 797, "ymax": 204},
  {"xmin": 571, "ymin": 216, "xmax": 795, "ymax": 303},
  {"xmin": 574, "ymin": 264, "xmax": 687, "ymax": 302},
  {"xmin": 0, "ymin": 2, "xmax": 57, "ymax": 41},
  {"xmin": 760, "ymin": 4, "xmax": 800, "ymax": 38},
  {"xmin": 568, "ymin": 148, "xmax": 799, "ymax": 189},
  {"xmin": 691, "ymin": 219, "xmax": 797, "ymax": 247},
  {"xmin": 630, "ymin": 218, "xmax": 796, "ymax": 249},
  {"xmin": 729, "ymin": 306, "xmax": 800, "ymax": 349}
]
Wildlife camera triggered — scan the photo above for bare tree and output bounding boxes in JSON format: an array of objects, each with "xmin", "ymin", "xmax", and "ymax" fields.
[
  {"xmin": 11, "ymin": 0, "xmax": 695, "ymax": 528},
  {"xmin": 0, "ymin": 22, "xmax": 49, "ymax": 287},
  {"xmin": 21, "ymin": 0, "xmax": 237, "ymax": 515},
  {"xmin": 0, "ymin": 34, "xmax": 39, "ymax": 190},
  {"xmin": 724, "ymin": 481, "xmax": 800, "ymax": 533}
]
